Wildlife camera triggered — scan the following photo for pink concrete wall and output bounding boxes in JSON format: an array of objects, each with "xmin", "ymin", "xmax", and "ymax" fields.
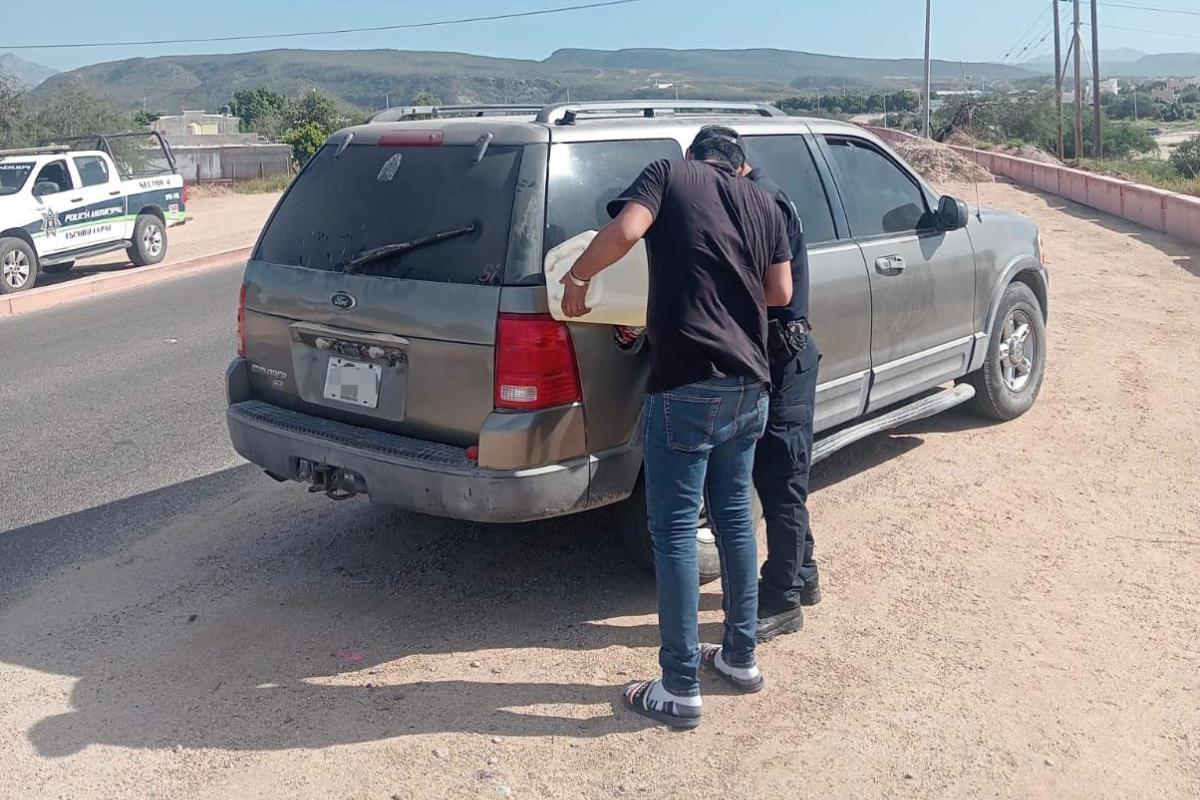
[
  {"xmin": 1085, "ymin": 175, "xmax": 1127, "ymax": 218},
  {"xmin": 1164, "ymin": 194, "xmax": 1200, "ymax": 243},
  {"xmin": 857, "ymin": 124, "xmax": 1200, "ymax": 248},
  {"xmin": 1121, "ymin": 184, "xmax": 1169, "ymax": 232}
]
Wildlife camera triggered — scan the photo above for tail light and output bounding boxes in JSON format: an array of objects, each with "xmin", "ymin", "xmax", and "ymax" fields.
[
  {"xmin": 495, "ymin": 313, "xmax": 581, "ymax": 410},
  {"xmin": 377, "ymin": 130, "xmax": 444, "ymax": 147},
  {"xmin": 181, "ymin": 181, "xmax": 189, "ymax": 205},
  {"xmin": 236, "ymin": 282, "xmax": 247, "ymax": 357}
]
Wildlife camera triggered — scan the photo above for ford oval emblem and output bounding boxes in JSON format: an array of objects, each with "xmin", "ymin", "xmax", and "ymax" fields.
[{"xmin": 330, "ymin": 291, "xmax": 357, "ymax": 311}]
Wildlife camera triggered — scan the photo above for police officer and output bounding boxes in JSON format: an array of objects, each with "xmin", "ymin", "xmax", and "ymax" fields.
[{"xmin": 695, "ymin": 126, "xmax": 822, "ymax": 642}]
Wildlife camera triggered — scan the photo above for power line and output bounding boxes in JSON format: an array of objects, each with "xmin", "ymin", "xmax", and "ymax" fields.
[
  {"xmin": 1098, "ymin": 1, "xmax": 1200, "ymax": 15},
  {"xmin": 1001, "ymin": 4, "xmax": 1053, "ymax": 62},
  {"xmin": 4, "ymin": 0, "xmax": 645, "ymax": 50},
  {"xmin": 1094, "ymin": 21, "xmax": 1200, "ymax": 36}
]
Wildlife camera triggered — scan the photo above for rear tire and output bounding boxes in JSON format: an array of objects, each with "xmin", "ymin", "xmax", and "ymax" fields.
[
  {"xmin": 42, "ymin": 260, "xmax": 75, "ymax": 275},
  {"xmin": 0, "ymin": 237, "xmax": 38, "ymax": 294},
  {"xmin": 611, "ymin": 475, "xmax": 761, "ymax": 585},
  {"xmin": 127, "ymin": 214, "xmax": 167, "ymax": 266},
  {"xmin": 968, "ymin": 281, "xmax": 1047, "ymax": 420}
]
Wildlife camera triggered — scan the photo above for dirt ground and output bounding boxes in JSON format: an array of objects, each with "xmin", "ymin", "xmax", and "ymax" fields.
[
  {"xmin": 2, "ymin": 179, "xmax": 1198, "ymax": 799},
  {"xmin": 35, "ymin": 192, "xmax": 282, "ymax": 288}
]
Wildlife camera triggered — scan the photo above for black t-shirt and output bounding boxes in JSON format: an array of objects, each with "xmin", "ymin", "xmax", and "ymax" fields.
[
  {"xmin": 747, "ymin": 168, "xmax": 810, "ymax": 323},
  {"xmin": 608, "ymin": 159, "xmax": 792, "ymax": 394}
]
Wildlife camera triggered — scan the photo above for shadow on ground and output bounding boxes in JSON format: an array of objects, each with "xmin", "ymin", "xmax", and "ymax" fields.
[
  {"xmin": 1, "ymin": 416, "xmax": 951, "ymax": 757},
  {"xmin": 34, "ymin": 259, "xmax": 143, "ymax": 288},
  {"xmin": 0, "ymin": 466, "xmax": 721, "ymax": 755}
]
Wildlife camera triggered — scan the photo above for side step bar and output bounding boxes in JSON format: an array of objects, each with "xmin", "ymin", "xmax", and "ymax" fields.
[{"xmin": 812, "ymin": 383, "xmax": 976, "ymax": 465}]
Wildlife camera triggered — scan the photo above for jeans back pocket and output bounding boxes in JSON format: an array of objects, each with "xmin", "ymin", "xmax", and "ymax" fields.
[{"xmin": 661, "ymin": 393, "xmax": 722, "ymax": 453}]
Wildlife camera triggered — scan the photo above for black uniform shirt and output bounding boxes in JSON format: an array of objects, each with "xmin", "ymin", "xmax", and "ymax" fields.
[{"xmin": 747, "ymin": 167, "xmax": 809, "ymax": 323}]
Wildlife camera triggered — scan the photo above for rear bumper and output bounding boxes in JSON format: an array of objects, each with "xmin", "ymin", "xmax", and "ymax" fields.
[{"xmin": 225, "ymin": 359, "xmax": 638, "ymax": 523}]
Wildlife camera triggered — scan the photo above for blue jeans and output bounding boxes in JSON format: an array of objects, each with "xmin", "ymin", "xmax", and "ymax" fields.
[{"xmin": 643, "ymin": 377, "xmax": 768, "ymax": 696}]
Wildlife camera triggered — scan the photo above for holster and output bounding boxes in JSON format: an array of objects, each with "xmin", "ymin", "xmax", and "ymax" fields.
[{"xmin": 767, "ymin": 318, "xmax": 811, "ymax": 365}]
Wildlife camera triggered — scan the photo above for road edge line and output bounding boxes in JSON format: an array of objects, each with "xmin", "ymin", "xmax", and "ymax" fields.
[{"xmin": 1, "ymin": 246, "xmax": 252, "ymax": 318}]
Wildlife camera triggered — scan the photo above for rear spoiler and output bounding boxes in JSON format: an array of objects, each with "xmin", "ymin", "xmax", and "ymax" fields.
[{"xmin": 37, "ymin": 131, "xmax": 178, "ymax": 176}]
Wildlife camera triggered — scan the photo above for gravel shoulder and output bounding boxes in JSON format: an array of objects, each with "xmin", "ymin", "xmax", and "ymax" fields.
[{"xmin": 1, "ymin": 180, "xmax": 1197, "ymax": 800}]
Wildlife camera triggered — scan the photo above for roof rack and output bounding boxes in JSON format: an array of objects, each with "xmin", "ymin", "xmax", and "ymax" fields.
[
  {"xmin": 535, "ymin": 101, "xmax": 786, "ymax": 125},
  {"xmin": 0, "ymin": 145, "xmax": 71, "ymax": 158},
  {"xmin": 370, "ymin": 104, "xmax": 544, "ymax": 123}
]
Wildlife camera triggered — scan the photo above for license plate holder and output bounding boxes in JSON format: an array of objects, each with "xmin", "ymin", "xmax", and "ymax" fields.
[{"xmin": 323, "ymin": 357, "xmax": 382, "ymax": 409}]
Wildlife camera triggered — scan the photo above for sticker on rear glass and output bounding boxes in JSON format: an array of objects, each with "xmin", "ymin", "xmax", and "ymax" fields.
[{"xmin": 376, "ymin": 153, "xmax": 403, "ymax": 182}]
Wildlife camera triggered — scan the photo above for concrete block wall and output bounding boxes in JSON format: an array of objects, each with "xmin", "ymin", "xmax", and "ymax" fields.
[{"xmin": 861, "ymin": 125, "xmax": 1200, "ymax": 248}]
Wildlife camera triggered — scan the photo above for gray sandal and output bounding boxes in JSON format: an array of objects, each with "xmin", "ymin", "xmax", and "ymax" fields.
[
  {"xmin": 699, "ymin": 644, "xmax": 765, "ymax": 693},
  {"xmin": 622, "ymin": 679, "xmax": 703, "ymax": 729}
]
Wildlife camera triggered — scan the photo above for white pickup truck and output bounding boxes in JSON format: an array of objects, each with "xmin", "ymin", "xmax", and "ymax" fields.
[{"xmin": 0, "ymin": 132, "xmax": 186, "ymax": 293}]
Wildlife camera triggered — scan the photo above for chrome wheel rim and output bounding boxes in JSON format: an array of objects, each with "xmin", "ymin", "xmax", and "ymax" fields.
[
  {"xmin": 2, "ymin": 250, "xmax": 31, "ymax": 289},
  {"xmin": 143, "ymin": 224, "xmax": 164, "ymax": 257},
  {"xmin": 997, "ymin": 308, "xmax": 1036, "ymax": 392}
]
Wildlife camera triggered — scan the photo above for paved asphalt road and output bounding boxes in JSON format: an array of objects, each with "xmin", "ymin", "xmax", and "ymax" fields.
[{"xmin": 0, "ymin": 263, "xmax": 250, "ymax": 596}]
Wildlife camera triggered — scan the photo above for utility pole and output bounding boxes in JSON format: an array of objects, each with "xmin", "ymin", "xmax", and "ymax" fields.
[
  {"xmin": 1073, "ymin": 0, "xmax": 1085, "ymax": 160},
  {"xmin": 1091, "ymin": 0, "xmax": 1102, "ymax": 158},
  {"xmin": 922, "ymin": 0, "xmax": 932, "ymax": 137},
  {"xmin": 1053, "ymin": 0, "xmax": 1064, "ymax": 159}
]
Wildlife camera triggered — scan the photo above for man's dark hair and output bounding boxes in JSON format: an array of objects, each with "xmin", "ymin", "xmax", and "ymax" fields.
[{"xmin": 689, "ymin": 125, "xmax": 745, "ymax": 170}]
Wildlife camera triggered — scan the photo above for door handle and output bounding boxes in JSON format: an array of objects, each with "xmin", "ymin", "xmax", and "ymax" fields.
[
  {"xmin": 108, "ymin": 190, "xmax": 121, "ymax": 196},
  {"xmin": 70, "ymin": 196, "xmax": 83, "ymax": 203},
  {"xmin": 874, "ymin": 255, "xmax": 906, "ymax": 276}
]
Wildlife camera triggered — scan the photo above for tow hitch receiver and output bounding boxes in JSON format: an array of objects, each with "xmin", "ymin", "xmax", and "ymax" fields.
[{"xmin": 296, "ymin": 459, "xmax": 365, "ymax": 501}]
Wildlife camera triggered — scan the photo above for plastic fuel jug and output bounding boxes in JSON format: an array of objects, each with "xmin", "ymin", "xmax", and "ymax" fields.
[{"xmin": 544, "ymin": 230, "xmax": 649, "ymax": 326}]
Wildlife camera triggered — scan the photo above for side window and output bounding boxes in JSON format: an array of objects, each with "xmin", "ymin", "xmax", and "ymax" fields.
[
  {"xmin": 33, "ymin": 160, "xmax": 74, "ymax": 195},
  {"xmin": 73, "ymin": 155, "xmax": 111, "ymax": 188},
  {"xmin": 825, "ymin": 137, "xmax": 929, "ymax": 237},
  {"xmin": 545, "ymin": 139, "xmax": 683, "ymax": 252},
  {"xmin": 740, "ymin": 135, "xmax": 838, "ymax": 245}
]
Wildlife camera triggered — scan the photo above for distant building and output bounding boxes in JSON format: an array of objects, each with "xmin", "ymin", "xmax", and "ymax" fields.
[
  {"xmin": 150, "ymin": 110, "xmax": 291, "ymax": 182},
  {"xmin": 1152, "ymin": 86, "xmax": 1177, "ymax": 103},
  {"xmin": 152, "ymin": 110, "xmax": 242, "ymax": 138}
]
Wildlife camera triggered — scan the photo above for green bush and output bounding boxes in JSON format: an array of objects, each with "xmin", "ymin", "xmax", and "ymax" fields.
[
  {"xmin": 281, "ymin": 122, "xmax": 327, "ymax": 165},
  {"xmin": 1169, "ymin": 135, "xmax": 1200, "ymax": 178}
]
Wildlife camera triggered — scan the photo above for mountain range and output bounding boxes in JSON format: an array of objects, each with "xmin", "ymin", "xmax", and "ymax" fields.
[
  {"xmin": 25, "ymin": 45, "xmax": 1200, "ymax": 115},
  {"xmin": 1023, "ymin": 48, "xmax": 1200, "ymax": 78},
  {"xmin": 0, "ymin": 53, "xmax": 57, "ymax": 89},
  {"xmin": 30, "ymin": 47, "xmax": 1038, "ymax": 113}
]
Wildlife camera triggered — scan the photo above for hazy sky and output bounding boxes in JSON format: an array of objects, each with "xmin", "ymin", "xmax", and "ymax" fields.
[{"xmin": 7, "ymin": 0, "xmax": 1200, "ymax": 71}]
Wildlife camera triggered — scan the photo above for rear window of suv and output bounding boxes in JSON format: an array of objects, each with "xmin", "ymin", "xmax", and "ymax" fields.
[
  {"xmin": 545, "ymin": 139, "xmax": 682, "ymax": 252},
  {"xmin": 256, "ymin": 142, "xmax": 524, "ymax": 285}
]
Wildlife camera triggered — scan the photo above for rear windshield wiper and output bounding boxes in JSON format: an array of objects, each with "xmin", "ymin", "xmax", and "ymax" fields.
[{"xmin": 343, "ymin": 223, "xmax": 476, "ymax": 273}]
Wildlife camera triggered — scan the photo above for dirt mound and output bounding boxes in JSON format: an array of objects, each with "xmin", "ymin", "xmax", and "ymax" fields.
[
  {"xmin": 892, "ymin": 138, "xmax": 994, "ymax": 184},
  {"xmin": 996, "ymin": 143, "xmax": 1063, "ymax": 165},
  {"xmin": 946, "ymin": 131, "xmax": 980, "ymax": 148},
  {"xmin": 186, "ymin": 183, "xmax": 233, "ymax": 198}
]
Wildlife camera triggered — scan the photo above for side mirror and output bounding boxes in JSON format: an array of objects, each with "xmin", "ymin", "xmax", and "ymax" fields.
[
  {"xmin": 937, "ymin": 195, "xmax": 970, "ymax": 231},
  {"xmin": 33, "ymin": 181, "xmax": 59, "ymax": 197}
]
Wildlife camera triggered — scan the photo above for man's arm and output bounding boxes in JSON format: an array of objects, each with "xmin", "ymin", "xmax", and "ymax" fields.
[
  {"xmin": 764, "ymin": 201, "xmax": 794, "ymax": 308},
  {"xmin": 560, "ymin": 201, "xmax": 654, "ymax": 318},
  {"xmin": 764, "ymin": 261, "xmax": 793, "ymax": 308}
]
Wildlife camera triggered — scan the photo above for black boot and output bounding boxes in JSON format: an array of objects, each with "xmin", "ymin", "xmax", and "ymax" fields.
[{"xmin": 756, "ymin": 604, "xmax": 804, "ymax": 643}]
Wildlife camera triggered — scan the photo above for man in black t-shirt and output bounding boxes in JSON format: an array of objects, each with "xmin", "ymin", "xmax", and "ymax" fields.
[{"xmin": 561, "ymin": 131, "xmax": 792, "ymax": 729}]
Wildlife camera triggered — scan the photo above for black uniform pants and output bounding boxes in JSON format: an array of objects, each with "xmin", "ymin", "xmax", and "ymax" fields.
[{"xmin": 754, "ymin": 339, "xmax": 820, "ymax": 612}]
